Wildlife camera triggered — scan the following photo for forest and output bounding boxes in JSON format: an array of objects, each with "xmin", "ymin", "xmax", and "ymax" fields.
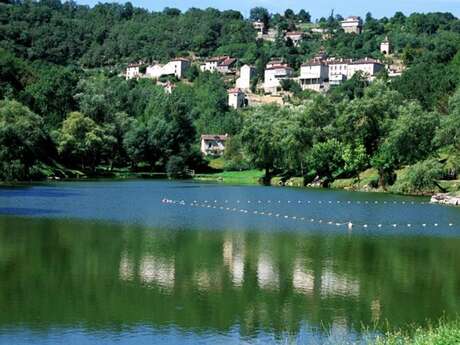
[{"xmin": 1, "ymin": 0, "xmax": 460, "ymax": 194}]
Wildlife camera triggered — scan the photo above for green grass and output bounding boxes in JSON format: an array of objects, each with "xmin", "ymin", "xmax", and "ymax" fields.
[
  {"xmin": 331, "ymin": 168, "xmax": 380, "ymax": 190},
  {"xmin": 207, "ymin": 157, "xmax": 225, "ymax": 170},
  {"xmin": 194, "ymin": 170, "xmax": 264, "ymax": 185},
  {"xmin": 372, "ymin": 320, "xmax": 460, "ymax": 345}
]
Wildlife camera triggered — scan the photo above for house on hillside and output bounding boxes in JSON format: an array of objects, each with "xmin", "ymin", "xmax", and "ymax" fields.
[
  {"xmin": 341, "ymin": 16, "xmax": 363, "ymax": 34},
  {"xmin": 236, "ymin": 65, "xmax": 256, "ymax": 91},
  {"xmin": 253, "ymin": 20, "xmax": 267, "ymax": 38},
  {"xmin": 200, "ymin": 56, "xmax": 237, "ymax": 74},
  {"xmin": 264, "ymin": 60, "xmax": 294, "ymax": 94},
  {"xmin": 348, "ymin": 57, "xmax": 384, "ymax": 80},
  {"xmin": 228, "ymin": 88, "xmax": 246, "ymax": 109},
  {"xmin": 285, "ymin": 31, "xmax": 306, "ymax": 47},
  {"xmin": 216, "ymin": 57, "xmax": 237, "ymax": 74},
  {"xmin": 328, "ymin": 58, "xmax": 352, "ymax": 85},
  {"xmin": 299, "ymin": 58, "xmax": 329, "ymax": 92},
  {"xmin": 145, "ymin": 58, "xmax": 191, "ymax": 79},
  {"xmin": 126, "ymin": 63, "xmax": 142, "ymax": 80},
  {"xmin": 200, "ymin": 134, "xmax": 229, "ymax": 156}
]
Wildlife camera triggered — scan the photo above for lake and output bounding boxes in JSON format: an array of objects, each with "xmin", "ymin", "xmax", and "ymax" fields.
[{"xmin": 0, "ymin": 180, "xmax": 459, "ymax": 344}]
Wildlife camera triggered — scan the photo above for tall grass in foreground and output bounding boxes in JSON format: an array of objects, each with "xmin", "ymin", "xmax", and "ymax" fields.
[{"xmin": 372, "ymin": 320, "xmax": 460, "ymax": 345}]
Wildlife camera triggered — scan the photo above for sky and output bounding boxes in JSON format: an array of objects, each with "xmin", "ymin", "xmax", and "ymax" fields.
[{"xmin": 76, "ymin": 0, "xmax": 460, "ymax": 19}]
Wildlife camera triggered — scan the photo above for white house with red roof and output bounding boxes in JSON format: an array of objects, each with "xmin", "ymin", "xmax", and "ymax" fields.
[
  {"xmin": 263, "ymin": 60, "xmax": 294, "ymax": 94},
  {"xmin": 200, "ymin": 134, "xmax": 229, "ymax": 156},
  {"xmin": 201, "ymin": 56, "xmax": 237, "ymax": 74}
]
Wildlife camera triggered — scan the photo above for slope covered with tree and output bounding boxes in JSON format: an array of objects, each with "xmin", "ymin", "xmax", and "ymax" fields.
[{"xmin": 1, "ymin": 1, "xmax": 460, "ymax": 195}]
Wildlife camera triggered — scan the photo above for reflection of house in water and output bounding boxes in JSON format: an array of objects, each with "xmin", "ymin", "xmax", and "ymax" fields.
[
  {"xmin": 139, "ymin": 255, "xmax": 175, "ymax": 289},
  {"xmin": 223, "ymin": 236, "xmax": 245, "ymax": 287},
  {"xmin": 257, "ymin": 254, "xmax": 279, "ymax": 289},
  {"xmin": 292, "ymin": 260, "xmax": 314, "ymax": 294},
  {"xmin": 320, "ymin": 270, "xmax": 360, "ymax": 297},
  {"xmin": 119, "ymin": 252, "xmax": 135, "ymax": 281}
]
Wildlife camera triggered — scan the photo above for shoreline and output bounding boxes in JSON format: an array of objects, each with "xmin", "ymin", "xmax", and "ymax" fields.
[{"xmin": 2, "ymin": 170, "xmax": 459, "ymax": 206}]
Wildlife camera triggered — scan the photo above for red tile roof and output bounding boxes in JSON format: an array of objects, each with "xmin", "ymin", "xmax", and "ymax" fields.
[
  {"xmin": 227, "ymin": 88, "xmax": 243, "ymax": 94},
  {"xmin": 201, "ymin": 134, "xmax": 229, "ymax": 141}
]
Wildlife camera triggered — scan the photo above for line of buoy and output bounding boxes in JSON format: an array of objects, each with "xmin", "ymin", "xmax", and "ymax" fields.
[
  {"xmin": 181, "ymin": 198, "xmax": 431, "ymax": 206},
  {"xmin": 163, "ymin": 198, "xmax": 456, "ymax": 230}
]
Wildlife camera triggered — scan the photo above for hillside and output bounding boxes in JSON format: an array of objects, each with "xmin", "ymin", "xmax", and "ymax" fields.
[{"xmin": 1, "ymin": 1, "xmax": 460, "ymax": 195}]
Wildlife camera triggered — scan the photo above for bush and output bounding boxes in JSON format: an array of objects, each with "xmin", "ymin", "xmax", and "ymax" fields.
[{"xmin": 391, "ymin": 159, "xmax": 443, "ymax": 194}]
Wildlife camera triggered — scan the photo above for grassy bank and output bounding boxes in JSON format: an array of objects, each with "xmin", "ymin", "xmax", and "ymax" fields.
[
  {"xmin": 194, "ymin": 170, "xmax": 264, "ymax": 185},
  {"xmin": 372, "ymin": 320, "xmax": 460, "ymax": 345}
]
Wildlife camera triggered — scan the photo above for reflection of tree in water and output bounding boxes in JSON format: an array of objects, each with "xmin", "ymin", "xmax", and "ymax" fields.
[{"xmin": 0, "ymin": 216, "xmax": 459, "ymax": 338}]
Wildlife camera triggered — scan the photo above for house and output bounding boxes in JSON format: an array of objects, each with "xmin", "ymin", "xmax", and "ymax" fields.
[
  {"xmin": 200, "ymin": 56, "xmax": 229, "ymax": 73},
  {"xmin": 285, "ymin": 31, "xmax": 305, "ymax": 47},
  {"xmin": 328, "ymin": 58, "xmax": 352, "ymax": 85},
  {"xmin": 126, "ymin": 63, "xmax": 142, "ymax": 80},
  {"xmin": 341, "ymin": 16, "xmax": 363, "ymax": 34},
  {"xmin": 348, "ymin": 57, "xmax": 384, "ymax": 80},
  {"xmin": 216, "ymin": 57, "xmax": 237, "ymax": 74},
  {"xmin": 200, "ymin": 134, "xmax": 229, "ymax": 156},
  {"xmin": 228, "ymin": 88, "xmax": 246, "ymax": 109},
  {"xmin": 380, "ymin": 36, "xmax": 391, "ymax": 55},
  {"xmin": 299, "ymin": 58, "xmax": 329, "ymax": 92},
  {"xmin": 236, "ymin": 65, "xmax": 256, "ymax": 91},
  {"xmin": 145, "ymin": 58, "xmax": 191, "ymax": 79},
  {"xmin": 264, "ymin": 60, "xmax": 294, "ymax": 94},
  {"xmin": 200, "ymin": 56, "xmax": 237, "ymax": 74},
  {"xmin": 253, "ymin": 20, "xmax": 267, "ymax": 38}
]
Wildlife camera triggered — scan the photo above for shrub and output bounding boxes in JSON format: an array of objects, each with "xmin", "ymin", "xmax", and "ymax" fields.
[{"xmin": 391, "ymin": 159, "xmax": 443, "ymax": 194}]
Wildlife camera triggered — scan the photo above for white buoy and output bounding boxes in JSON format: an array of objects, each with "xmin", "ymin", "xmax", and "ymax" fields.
[{"xmin": 348, "ymin": 222, "xmax": 353, "ymax": 230}]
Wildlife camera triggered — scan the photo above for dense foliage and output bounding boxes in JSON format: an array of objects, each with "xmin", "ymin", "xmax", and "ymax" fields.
[{"xmin": 1, "ymin": 1, "xmax": 460, "ymax": 192}]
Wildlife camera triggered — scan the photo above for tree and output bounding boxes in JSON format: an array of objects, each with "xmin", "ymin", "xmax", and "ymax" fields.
[
  {"xmin": 284, "ymin": 9, "xmax": 295, "ymax": 20},
  {"xmin": 342, "ymin": 142, "xmax": 369, "ymax": 179},
  {"xmin": 306, "ymin": 139, "xmax": 344, "ymax": 184},
  {"xmin": 0, "ymin": 100, "xmax": 51, "ymax": 180},
  {"xmin": 57, "ymin": 112, "xmax": 116, "ymax": 171},
  {"xmin": 372, "ymin": 102, "xmax": 439, "ymax": 187},
  {"xmin": 249, "ymin": 7, "xmax": 269, "ymax": 27},
  {"xmin": 23, "ymin": 64, "xmax": 79, "ymax": 127},
  {"xmin": 297, "ymin": 10, "xmax": 311, "ymax": 23},
  {"xmin": 240, "ymin": 105, "xmax": 284, "ymax": 183}
]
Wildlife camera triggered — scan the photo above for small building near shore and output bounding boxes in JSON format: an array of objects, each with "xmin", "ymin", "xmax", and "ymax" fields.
[{"xmin": 200, "ymin": 134, "xmax": 229, "ymax": 156}]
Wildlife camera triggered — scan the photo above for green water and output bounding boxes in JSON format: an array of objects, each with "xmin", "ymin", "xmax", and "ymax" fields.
[{"xmin": 0, "ymin": 181, "xmax": 459, "ymax": 344}]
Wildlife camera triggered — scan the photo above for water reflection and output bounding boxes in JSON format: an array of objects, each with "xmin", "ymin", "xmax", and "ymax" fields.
[{"xmin": 0, "ymin": 216, "xmax": 459, "ymax": 341}]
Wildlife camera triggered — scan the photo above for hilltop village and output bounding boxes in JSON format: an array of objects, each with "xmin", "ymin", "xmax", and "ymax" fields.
[{"xmin": 125, "ymin": 16, "xmax": 404, "ymax": 114}]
